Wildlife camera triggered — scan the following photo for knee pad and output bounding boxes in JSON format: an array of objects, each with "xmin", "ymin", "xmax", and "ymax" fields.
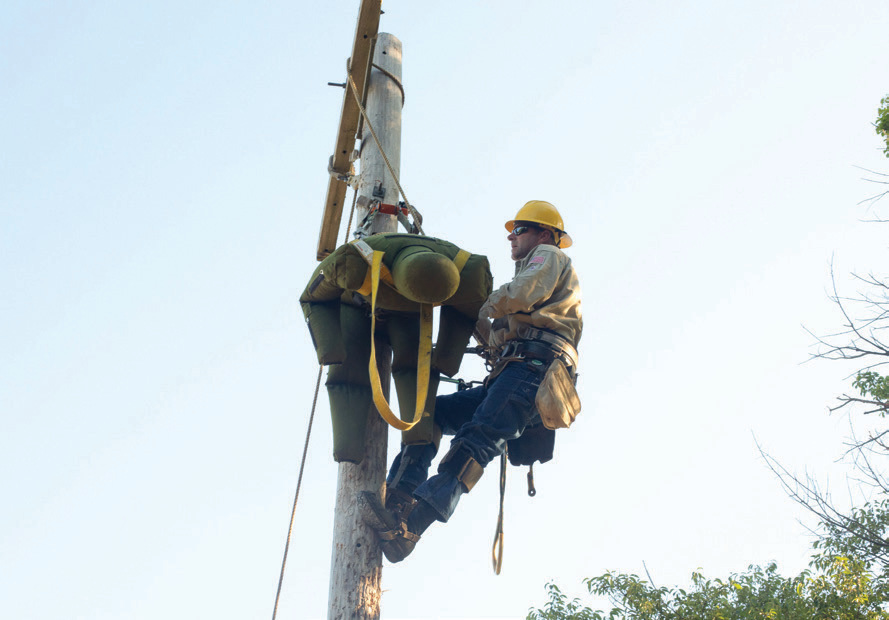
[{"xmin": 438, "ymin": 443, "xmax": 484, "ymax": 492}]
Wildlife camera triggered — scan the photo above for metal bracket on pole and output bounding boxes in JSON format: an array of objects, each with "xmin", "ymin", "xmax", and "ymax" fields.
[{"xmin": 327, "ymin": 156, "xmax": 359, "ymax": 189}]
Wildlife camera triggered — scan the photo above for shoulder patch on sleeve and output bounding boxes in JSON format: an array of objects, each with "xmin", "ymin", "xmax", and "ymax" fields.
[{"xmin": 529, "ymin": 256, "xmax": 546, "ymax": 264}]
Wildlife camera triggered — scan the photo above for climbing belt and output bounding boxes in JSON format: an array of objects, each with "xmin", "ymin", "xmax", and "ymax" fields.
[{"xmin": 271, "ymin": 365, "xmax": 323, "ymax": 620}]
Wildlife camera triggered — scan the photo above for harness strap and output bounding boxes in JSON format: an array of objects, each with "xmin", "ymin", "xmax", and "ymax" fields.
[
  {"xmin": 354, "ymin": 242, "xmax": 470, "ymax": 297},
  {"xmin": 368, "ymin": 250, "xmax": 432, "ymax": 431},
  {"xmin": 453, "ymin": 248, "xmax": 471, "ymax": 273},
  {"xmin": 362, "ymin": 244, "xmax": 473, "ymax": 432},
  {"xmin": 377, "ymin": 524, "xmax": 420, "ymax": 544},
  {"xmin": 353, "ymin": 239, "xmax": 395, "ymax": 295}
]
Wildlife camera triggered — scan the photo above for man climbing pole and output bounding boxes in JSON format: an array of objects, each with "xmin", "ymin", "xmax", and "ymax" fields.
[{"xmin": 360, "ymin": 200, "xmax": 583, "ymax": 562}]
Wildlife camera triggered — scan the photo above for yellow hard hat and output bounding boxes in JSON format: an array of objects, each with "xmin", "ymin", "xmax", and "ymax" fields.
[{"xmin": 504, "ymin": 200, "xmax": 573, "ymax": 248}]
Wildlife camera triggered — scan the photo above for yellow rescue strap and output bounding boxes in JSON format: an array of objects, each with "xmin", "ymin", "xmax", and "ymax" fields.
[
  {"xmin": 361, "ymin": 243, "xmax": 471, "ymax": 432},
  {"xmin": 452, "ymin": 248, "xmax": 470, "ymax": 272},
  {"xmin": 367, "ymin": 250, "xmax": 433, "ymax": 431},
  {"xmin": 353, "ymin": 239, "xmax": 395, "ymax": 295}
]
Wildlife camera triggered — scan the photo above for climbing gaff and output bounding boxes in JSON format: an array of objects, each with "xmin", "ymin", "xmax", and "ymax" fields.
[{"xmin": 299, "ymin": 233, "xmax": 492, "ymax": 463}]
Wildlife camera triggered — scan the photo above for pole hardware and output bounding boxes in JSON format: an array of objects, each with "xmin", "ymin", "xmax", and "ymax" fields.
[
  {"xmin": 328, "ymin": 81, "xmax": 347, "ymax": 88},
  {"xmin": 353, "ymin": 198, "xmax": 415, "ymax": 238},
  {"xmin": 327, "ymin": 156, "xmax": 358, "ymax": 189}
]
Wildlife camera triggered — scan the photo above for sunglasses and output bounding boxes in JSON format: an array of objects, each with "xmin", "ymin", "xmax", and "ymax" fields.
[{"xmin": 511, "ymin": 225, "xmax": 539, "ymax": 236}]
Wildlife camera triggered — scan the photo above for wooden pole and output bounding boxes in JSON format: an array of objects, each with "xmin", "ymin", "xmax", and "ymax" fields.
[{"xmin": 327, "ymin": 32, "xmax": 403, "ymax": 620}]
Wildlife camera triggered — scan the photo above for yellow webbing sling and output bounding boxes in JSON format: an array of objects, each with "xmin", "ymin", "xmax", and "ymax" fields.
[
  {"xmin": 353, "ymin": 239, "xmax": 395, "ymax": 295},
  {"xmin": 452, "ymin": 248, "xmax": 470, "ymax": 273},
  {"xmin": 364, "ymin": 245, "xmax": 470, "ymax": 431}
]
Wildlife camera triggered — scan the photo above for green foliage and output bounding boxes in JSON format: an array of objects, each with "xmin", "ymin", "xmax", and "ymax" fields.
[
  {"xmin": 528, "ymin": 558, "xmax": 889, "ymax": 620},
  {"xmin": 854, "ymin": 371, "xmax": 889, "ymax": 408},
  {"xmin": 877, "ymin": 96, "xmax": 889, "ymax": 158},
  {"xmin": 812, "ymin": 499, "xmax": 889, "ymax": 581},
  {"xmin": 527, "ymin": 583, "xmax": 602, "ymax": 620}
]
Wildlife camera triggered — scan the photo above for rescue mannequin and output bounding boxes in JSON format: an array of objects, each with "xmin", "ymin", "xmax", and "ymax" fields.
[
  {"xmin": 300, "ymin": 233, "xmax": 492, "ymax": 462},
  {"xmin": 360, "ymin": 200, "xmax": 583, "ymax": 562}
]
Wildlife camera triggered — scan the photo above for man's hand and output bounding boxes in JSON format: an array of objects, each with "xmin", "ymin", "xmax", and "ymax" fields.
[{"xmin": 475, "ymin": 316, "xmax": 492, "ymax": 346}]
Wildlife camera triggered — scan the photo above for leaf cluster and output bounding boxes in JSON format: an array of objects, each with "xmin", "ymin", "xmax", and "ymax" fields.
[
  {"xmin": 812, "ymin": 499, "xmax": 889, "ymax": 579},
  {"xmin": 528, "ymin": 559, "xmax": 889, "ymax": 620},
  {"xmin": 877, "ymin": 96, "xmax": 889, "ymax": 159},
  {"xmin": 855, "ymin": 371, "xmax": 889, "ymax": 409}
]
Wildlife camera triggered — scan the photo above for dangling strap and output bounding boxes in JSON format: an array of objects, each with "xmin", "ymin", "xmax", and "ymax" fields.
[
  {"xmin": 363, "ymin": 244, "xmax": 471, "ymax": 431},
  {"xmin": 367, "ymin": 250, "xmax": 432, "ymax": 431},
  {"xmin": 492, "ymin": 451, "xmax": 507, "ymax": 575}
]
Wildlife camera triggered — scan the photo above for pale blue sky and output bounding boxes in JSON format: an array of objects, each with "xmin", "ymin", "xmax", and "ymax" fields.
[{"xmin": 3, "ymin": 1, "xmax": 889, "ymax": 619}]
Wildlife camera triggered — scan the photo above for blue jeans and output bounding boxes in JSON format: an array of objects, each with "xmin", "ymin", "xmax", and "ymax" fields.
[{"xmin": 387, "ymin": 359, "xmax": 546, "ymax": 522}]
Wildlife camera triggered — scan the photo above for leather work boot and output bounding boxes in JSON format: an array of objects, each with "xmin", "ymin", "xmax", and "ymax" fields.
[{"xmin": 357, "ymin": 491, "xmax": 420, "ymax": 563}]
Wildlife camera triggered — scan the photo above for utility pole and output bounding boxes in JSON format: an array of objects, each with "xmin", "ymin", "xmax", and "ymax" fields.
[{"xmin": 327, "ymin": 32, "xmax": 403, "ymax": 620}]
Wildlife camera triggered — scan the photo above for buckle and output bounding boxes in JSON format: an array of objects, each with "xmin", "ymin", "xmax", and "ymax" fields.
[{"xmin": 499, "ymin": 342, "xmax": 518, "ymax": 358}]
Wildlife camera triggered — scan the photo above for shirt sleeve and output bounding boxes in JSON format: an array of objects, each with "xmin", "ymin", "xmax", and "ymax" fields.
[{"xmin": 481, "ymin": 248, "xmax": 562, "ymax": 319}]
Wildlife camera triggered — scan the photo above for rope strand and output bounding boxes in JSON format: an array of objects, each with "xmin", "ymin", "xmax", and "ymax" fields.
[
  {"xmin": 344, "ymin": 180, "xmax": 359, "ymax": 242},
  {"xmin": 271, "ymin": 365, "xmax": 323, "ymax": 620},
  {"xmin": 492, "ymin": 451, "xmax": 507, "ymax": 574}
]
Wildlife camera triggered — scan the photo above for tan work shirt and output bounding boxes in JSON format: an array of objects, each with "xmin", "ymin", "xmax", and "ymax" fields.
[{"xmin": 480, "ymin": 244, "xmax": 582, "ymax": 352}]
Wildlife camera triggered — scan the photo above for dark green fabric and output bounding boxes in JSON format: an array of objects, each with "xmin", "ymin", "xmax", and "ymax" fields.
[
  {"xmin": 325, "ymin": 303, "xmax": 372, "ymax": 463},
  {"xmin": 299, "ymin": 234, "xmax": 493, "ymax": 461},
  {"xmin": 299, "ymin": 234, "xmax": 492, "ymax": 315},
  {"xmin": 302, "ymin": 301, "xmax": 345, "ymax": 365},
  {"xmin": 327, "ymin": 385, "xmax": 372, "ymax": 463}
]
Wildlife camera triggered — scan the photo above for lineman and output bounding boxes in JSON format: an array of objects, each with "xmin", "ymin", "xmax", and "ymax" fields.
[{"xmin": 360, "ymin": 200, "xmax": 583, "ymax": 562}]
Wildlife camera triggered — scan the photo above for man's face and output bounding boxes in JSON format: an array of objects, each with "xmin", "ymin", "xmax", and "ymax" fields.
[{"xmin": 508, "ymin": 223, "xmax": 549, "ymax": 261}]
